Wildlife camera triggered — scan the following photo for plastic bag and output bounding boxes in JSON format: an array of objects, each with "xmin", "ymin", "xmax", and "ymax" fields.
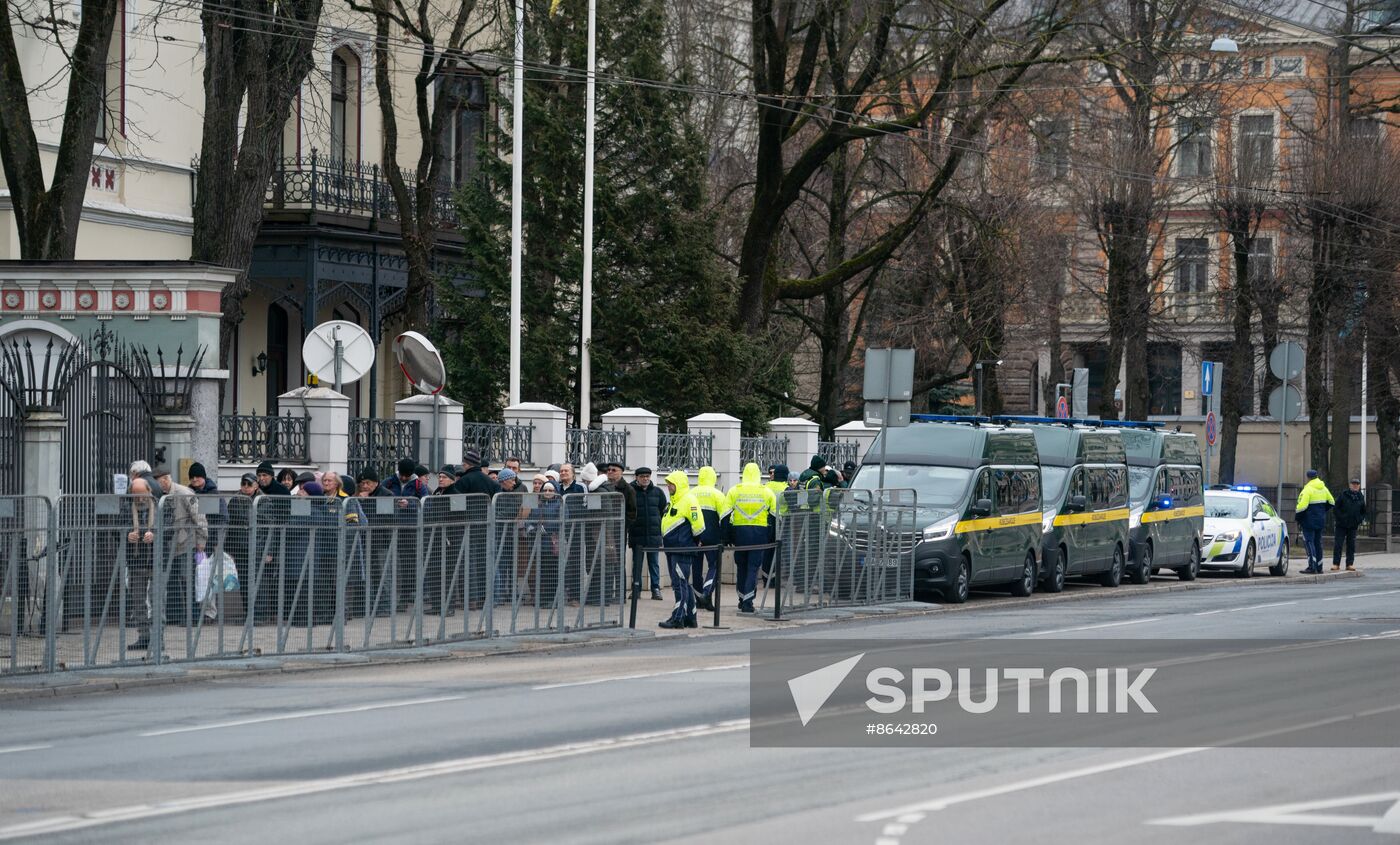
[{"xmin": 195, "ymin": 552, "xmax": 239, "ymax": 602}]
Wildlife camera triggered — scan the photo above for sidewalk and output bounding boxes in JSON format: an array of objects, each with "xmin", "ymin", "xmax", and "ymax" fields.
[{"xmin": 0, "ymin": 568, "xmax": 1367, "ymax": 702}]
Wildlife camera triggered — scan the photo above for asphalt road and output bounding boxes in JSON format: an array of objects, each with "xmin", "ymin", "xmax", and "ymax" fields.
[{"xmin": 2, "ymin": 571, "xmax": 1400, "ymax": 844}]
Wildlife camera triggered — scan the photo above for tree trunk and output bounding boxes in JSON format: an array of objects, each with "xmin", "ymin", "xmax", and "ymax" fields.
[
  {"xmin": 0, "ymin": 0, "xmax": 120, "ymax": 258},
  {"xmin": 1218, "ymin": 232, "xmax": 1254, "ymax": 484},
  {"xmin": 1305, "ymin": 252, "xmax": 1334, "ymax": 475},
  {"xmin": 816, "ymin": 150, "xmax": 848, "ymax": 440},
  {"xmin": 1328, "ymin": 334, "xmax": 1358, "ymax": 493},
  {"xmin": 1374, "ymin": 363, "xmax": 1399, "ymax": 488}
]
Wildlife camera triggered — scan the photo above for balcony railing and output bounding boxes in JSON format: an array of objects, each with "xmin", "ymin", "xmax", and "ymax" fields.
[
  {"xmin": 741, "ymin": 435, "xmax": 789, "ymax": 470},
  {"xmin": 348, "ymin": 417, "xmax": 420, "ymax": 479},
  {"xmin": 657, "ymin": 432, "xmax": 714, "ymax": 473},
  {"xmin": 218, "ymin": 414, "xmax": 310, "ymax": 464},
  {"xmin": 462, "ymin": 421, "xmax": 534, "ymax": 466},
  {"xmin": 259, "ymin": 152, "xmax": 456, "ymax": 225},
  {"xmin": 817, "ymin": 440, "xmax": 859, "ymax": 470},
  {"xmin": 565, "ymin": 428, "xmax": 628, "ymax": 467}
]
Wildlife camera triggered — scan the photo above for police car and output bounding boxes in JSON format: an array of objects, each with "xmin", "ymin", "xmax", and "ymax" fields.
[{"xmin": 1201, "ymin": 486, "xmax": 1289, "ymax": 577}]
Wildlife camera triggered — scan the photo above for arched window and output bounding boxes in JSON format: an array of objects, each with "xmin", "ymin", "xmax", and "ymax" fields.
[
  {"xmin": 437, "ymin": 70, "xmax": 488, "ymax": 186},
  {"xmin": 267, "ymin": 304, "xmax": 289, "ymax": 414}
]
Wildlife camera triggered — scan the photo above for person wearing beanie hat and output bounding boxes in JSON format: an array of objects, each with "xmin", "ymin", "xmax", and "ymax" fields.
[
  {"xmin": 497, "ymin": 468, "xmax": 519, "ymax": 492},
  {"xmin": 628, "ymin": 468, "xmax": 666, "ymax": 600},
  {"xmin": 383, "ymin": 458, "xmax": 428, "ymax": 500},
  {"xmin": 447, "ymin": 451, "xmax": 502, "ymax": 497},
  {"xmin": 187, "ymin": 462, "xmax": 218, "ymax": 494},
  {"xmin": 301, "ymin": 481, "xmax": 324, "ymax": 497},
  {"xmin": 797, "ymin": 456, "xmax": 830, "ymax": 510},
  {"xmin": 397, "ymin": 458, "xmax": 416, "ymax": 477},
  {"xmin": 435, "ymin": 465, "xmax": 458, "ymax": 492},
  {"xmin": 256, "ymin": 462, "xmax": 289, "ymax": 496},
  {"xmin": 255, "ymin": 460, "xmax": 274, "ymax": 476}
]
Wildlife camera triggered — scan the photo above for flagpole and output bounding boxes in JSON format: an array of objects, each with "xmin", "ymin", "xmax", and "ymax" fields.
[
  {"xmin": 578, "ymin": 0, "xmax": 596, "ymax": 429},
  {"xmin": 509, "ymin": 0, "xmax": 525, "ymax": 407}
]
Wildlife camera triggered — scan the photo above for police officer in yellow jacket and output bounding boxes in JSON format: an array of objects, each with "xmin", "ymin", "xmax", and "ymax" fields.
[
  {"xmin": 1296, "ymin": 469, "xmax": 1335, "ymax": 573},
  {"xmin": 659, "ymin": 471, "xmax": 706, "ymax": 629},
  {"xmin": 690, "ymin": 466, "xmax": 729, "ymax": 611},
  {"xmin": 729, "ymin": 462, "xmax": 779, "ymax": 613}
]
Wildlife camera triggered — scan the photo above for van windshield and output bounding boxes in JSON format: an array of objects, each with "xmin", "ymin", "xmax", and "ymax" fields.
[
  {"xmin": 1129, "ymin": 467, "xmax": 1155, "ymax": 505},
  {"xmin": 852, "ymin": 464, "xmax": 973, "ymax": 508},
  {"xmin": 1041, "ymin": 466, "xmax": 1069, "ymax": 504}
]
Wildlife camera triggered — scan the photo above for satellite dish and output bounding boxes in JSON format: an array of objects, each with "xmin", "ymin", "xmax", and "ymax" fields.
[
  {"xmin": 394, "ymin": 331, "xmax": 446, "ymax": 395},
  {"xmin": 302, "ymin": 320, "xmax": 375, "ymax": 390}
]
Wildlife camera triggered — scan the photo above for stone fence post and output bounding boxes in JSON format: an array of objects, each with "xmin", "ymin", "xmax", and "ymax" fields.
[
  {"xmin": 280, "ymin": 387, "xmax": 350, "ymax": 473},
  {"xmin": 689, "ymin": 413, "xmax": 741, "ymax": 486},
  {"xmin": 396, "ymin": 394, "xmax": 464, "ymax": 475},
  {"xmin": 507, "ymin": 402, "xmax": 568, "ymax": 472},
  {"xmin": 601, "ymin": 407, "xmax": 658, "ymax": 475},
  {"xmin": 769, "ymin": 417, "xmax": 819, "ymax": 473},
  {"xmin": 834, "ymin": 420, "xmax": 880, "ymax": 464}
]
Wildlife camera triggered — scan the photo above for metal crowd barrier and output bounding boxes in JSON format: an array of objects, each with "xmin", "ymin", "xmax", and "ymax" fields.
[
  {"xmin": 758, "ymin": 489, "xmax": 918, "ymax": 614},
  {"xmin": 0, "ymin": 491, "xmax": 628, "ymax": 676}
]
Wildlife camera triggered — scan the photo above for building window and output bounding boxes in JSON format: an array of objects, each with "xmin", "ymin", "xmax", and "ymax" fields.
[
  {"xmin": 97, "ymin": 0, "xmax": 125, "ymax": 142},
  {"xmin": 438, "ymin": 71, "xmax": 488, "ymax": 187},
  {"xmin": 1034, "ymin": 118, "xmax": 1071, "ymax": 180},
  {"xmin": 1147, "ymin": 343, "xmax": 1182, "ymax": 416},
  {"xmin": 1247, "ymin": 236, "xmax": 1273, "ymax": 287},
  {"xmin": 1350, "ymin": 117, "xmax": 1385, "ymax": 147},
  {"xmin": 1201, "ymin": 341, "xmax": 1254, "ymax": 417},
  {"xmin": 330, "ymin": 53, "xmax": 348, "ymax": 163},
  {"xmin": 1238, "ymin": 114, "xmax": 1274, "ymax": 180},
  {"xmin": 1177, "ymin": 117, "xmax": 1212, "ymax": 177},
  {"xmin": 1175, "ymin": 237, "xmax": 1210, "ymax": 294}
]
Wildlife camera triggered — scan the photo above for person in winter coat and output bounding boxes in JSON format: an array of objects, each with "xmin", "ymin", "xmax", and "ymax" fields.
[
  {"xmin": 658, "ymin": 470, "xmax": 706, "ymax": 629},
  {"xmin": 629, "ymin": 468, "xmax": 666, "ymax": 599},
  {"xmin": 1296, "ymin": 470, "xmax": 1335, "ymax": 573},
  {"xmin": 690, "ymin": 467, "xmax": 729, "ymax": 610},
  {"xmin": 187, "ymin": 463, "xmax": 219, "ymax": 495},
  {"xmin": 256, "ymin": 461, "xmax": 290, "ymax": 496},
  {"xmin": 449, "ymin": 450, "xmax": 501, "ymax": 497},
  {"xmin": 797, "ymin": 456, "xmax": 830, "ymax": 510},
  {"xmin": 597, "ymin": 462, "xmax": 636, "ymax": 603},
  {"xmin": 1333, "ymin": 479, "xmax": 1368, "ymax": 572},
  {"xmin": 763, "ymin": 464, "xmax": 793, "ymax": 579}
]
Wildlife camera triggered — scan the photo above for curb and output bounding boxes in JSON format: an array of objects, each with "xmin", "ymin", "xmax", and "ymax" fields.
[{"xmin": 0, "ymin": 570, "xmax": 1367, "ymax": 703}]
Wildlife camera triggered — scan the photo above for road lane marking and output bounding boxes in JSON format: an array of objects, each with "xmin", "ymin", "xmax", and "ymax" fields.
[
  {"xmin": 0, "ymin": 719, "xmax": 750, "ymax": 841},
  {"xmin": 140, "ymin": 695, "xmax": 467, "ymax": 736},
  {"xmin": 1195, "ymin": 601, "xmax": 1296, "ymax": 616},
  {"xmin": 0, "ymin": 744, "xmax": 50, "ymax": 755},
  {"xmin": 1322, "ymin": 589, "xmax": 1400, "ymax": 602},
  {"xmin": 1149, "ymin": 791, "xmax": 1400, "ymax": 832},
  {"xmin": 532, "ymin": 662, "xmax": 750, "ymax": 690},
  {"xmin": 857, "ymin": 700, "xmax": 1400, "ymax": 824},
  {"xmin": 1023, "ymin": 617, "xmax": 1163, "ymax": 636}
]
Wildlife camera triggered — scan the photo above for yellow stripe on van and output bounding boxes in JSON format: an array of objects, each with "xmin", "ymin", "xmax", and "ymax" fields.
[
  {"xmin": 955, "ymin": 511, "xmax": 1044, "ymax": 534},
  {"xmin": 1139, "ymin": 505, "xmax": 1205, "ymax": 524},
  {"xmin": 1053, "ymin": 507, "xmax": 1130, "ymax": 528}
]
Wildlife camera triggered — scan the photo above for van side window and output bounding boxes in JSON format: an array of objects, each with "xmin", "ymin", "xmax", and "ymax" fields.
[
  {"xmin": 1154, "ymin": 470, "xmax": 1170, "ymax": 499},
  {"xmin": 1020, "ymin": 469, "xmax": 1042, "ymax": 513},
  {"xmin": 1069, "ymin": 469, "xmax": 1085, "ymax": 501},
  {"xmin": 974, "ymin": 469, "xmax": 992, "ymax": 508},
  {"xmin": 994, "ymin": 468, "xmax": 1012, "ymax": 514}
]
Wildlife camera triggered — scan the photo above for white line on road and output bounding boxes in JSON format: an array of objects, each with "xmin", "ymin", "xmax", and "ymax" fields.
[
  {"xmin": 140, "ymin": 695, "xmax": 467, "ymax": 736},
  {"xmin": 1023, "ymin": 617, "xmax": 1163, "ymax": 636},
  {"xmin": 1195, "ymin": 601, "xmax": 1297, "ymax": 616},
  {"xmin": 857, "ymin": 699, "xmax": 1400, "ymax": 825},
  {"xmin": 1322, "ymin": 589, "xmax": 1400, "ymax": 602},
  {"xmin": 0, "ymin": 719, "xmax": 750, "ymax": 841},
  {"xmin": 0, "ymin": 744, "xmax": 51, "ymax": 755},
  {"xmin": 532, "ymin": 662, "xmax": 750, "ymax": 690}
]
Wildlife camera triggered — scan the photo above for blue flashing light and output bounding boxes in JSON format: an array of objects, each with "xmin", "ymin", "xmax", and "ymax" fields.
[
  {"xmin": 1095, "ymin": 420, "xmax": 1164, "ymax": 431},
  {"xmin": 910, "ymin": 414, "xmax": 990, "ymax": 424},
  {"xmin": 1232, "ymin": 484, "xmax": 1258, "ymax": 493}
]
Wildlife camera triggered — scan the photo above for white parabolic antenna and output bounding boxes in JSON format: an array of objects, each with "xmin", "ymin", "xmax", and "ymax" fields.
[
  {"xmin": 303, "ymin": 320, "xmax": 375, "ymax": 388},
  {"xmin": 394, "ymin": 331, "xmax": 446, "ymax": 395}
]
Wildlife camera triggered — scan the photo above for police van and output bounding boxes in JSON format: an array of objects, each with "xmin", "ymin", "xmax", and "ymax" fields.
[
  {"xmin": 1120, "ymin": 424, "xmax": 1205, "ymax": 581},
  {"xmin": 851, "ymin": 417, "xmax": 1043, "ymax": 604},
  {"xmin": 992, "ymin": 418, "xmax": 1131, "ymax": 593}
]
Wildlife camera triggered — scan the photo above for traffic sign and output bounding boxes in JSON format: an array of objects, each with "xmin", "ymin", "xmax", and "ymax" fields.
[
  {"xmin": 1205, "ymin": 411, "xmax": 1218, "ymax": 446},
  {"xmin": 1201, "ymin": 361, "xmax": 1215, "ymax": 396},
  {"xmin": 1268, "ymin": 384, "xmax": 1303, "ymax": 422},
  {"xmin": 1269, "ymin": 342, "xmax": 1304, "ymax": 382},
  {"xmin": 1055, "ymin": 395, "xmax": 1070, "ymax": 419}
]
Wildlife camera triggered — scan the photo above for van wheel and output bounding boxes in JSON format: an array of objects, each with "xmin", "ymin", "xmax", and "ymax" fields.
[
  {"xmin": 1010, "ymin": 553, "xmax": 1036, "ymax": 597},
  {"xmin": 1177, "ymin": 542, "xmax": 1201, "ymax": 581},
  {"xmin": 1128, "ymin": 543, "xmax": 1152, "ymax": 584},
  {"xmin": 1042, "ymin": 546, "xmax": 1066, "ymax": 593},
  {"xmin": 1269, "ymin": 540, "xmax": 1289, "ymax": 576},
  {"xmin": 945, "ymin": 558, "xmax": 971, "ymax": 604},
  {"xmin": 1237, "ymin": 541, "xmax": 1256, "ymax": 579},
  {"xmin": 1098, "ymin": 545, "xmax": 1124, "ymax": 588}
]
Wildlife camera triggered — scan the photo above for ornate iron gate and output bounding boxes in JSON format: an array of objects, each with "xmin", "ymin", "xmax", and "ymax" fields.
[
  {"xmin": 0, "ymin": 381, "xmax": 20, "ymax": 495},
  {"xmin": 57, "ymin": 345, "xmax": 155, "ymax": 495}
]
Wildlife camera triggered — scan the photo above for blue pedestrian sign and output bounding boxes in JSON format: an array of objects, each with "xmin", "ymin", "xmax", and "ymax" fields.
[{"xmin": 1201, "ymin": 361, "xmax": 1215, "ymax": 397}]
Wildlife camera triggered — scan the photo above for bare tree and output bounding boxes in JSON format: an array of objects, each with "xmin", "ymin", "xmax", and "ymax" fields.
[
  {"xmin": 352, "ymin": 0, "xmax": 495, "ymax": 330},
  {"xmin": 192, "ymin": 0, "xmax": 325, "ymax": 372},
  {"xmin": 0, "ymin": 0, "xmax": 121, "ymax": 258}
]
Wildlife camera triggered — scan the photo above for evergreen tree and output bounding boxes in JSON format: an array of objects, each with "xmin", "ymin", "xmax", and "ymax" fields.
[{"xmin": 438, "ymin": 0, "xmax": 780, "ymax": 430}]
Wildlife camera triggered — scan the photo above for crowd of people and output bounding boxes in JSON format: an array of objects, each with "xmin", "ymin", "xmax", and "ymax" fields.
[{"xmin": 112, "ymin": 450, "xmax": 862, "ymax": 641}]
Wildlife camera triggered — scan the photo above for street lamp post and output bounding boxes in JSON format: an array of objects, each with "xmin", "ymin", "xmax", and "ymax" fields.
[{"xmin": 973, "ymin": 359, "xmax": 1002, "ymax": 416}]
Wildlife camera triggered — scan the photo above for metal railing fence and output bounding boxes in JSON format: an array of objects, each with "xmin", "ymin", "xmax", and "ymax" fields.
[
  {"xmin": 218, "ymin": 414, "xmax": 310, "ymax": 464},
  {"xmin": 348, "ymin": 418, "xmax": 420, "ymax": 480},
  {"xmin": 566, "ymin": 428, "xmax": 628, "ymax": 467},
  {"xmin": 462, "ymin": 421, "xmax": 535, "ymax": 466},
  {"xmin": 741, "ymin": 436, "xmax": 789, "ymax": 470},
  {"xmin": 0, "ymin": 497, "xmax": 54, "ymax": 673},
  {"xmin": 816, "ymin": 440, "xmax": 860, "ymax": 471},
  {"xmin": 657, "ymin": 432, "xmax": 714, "ymax": 473}
]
